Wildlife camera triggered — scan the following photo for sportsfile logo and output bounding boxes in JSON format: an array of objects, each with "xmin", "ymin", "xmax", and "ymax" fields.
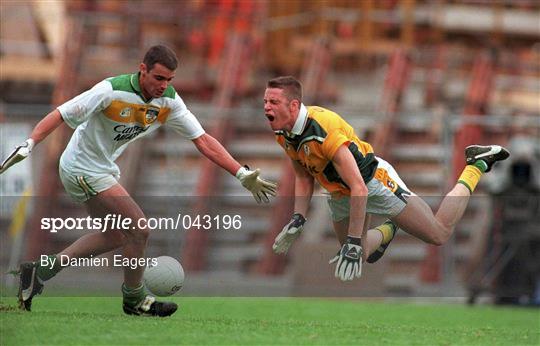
[
  {"xmin": 41, "ymin": 214, "xmax": 131, "ymax": 233},
  {"xmin": 40, "ymin": 214, "xmax": 243, "ymax": 233}
]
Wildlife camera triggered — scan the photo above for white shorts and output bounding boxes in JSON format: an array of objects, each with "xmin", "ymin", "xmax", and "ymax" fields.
[
  {"xmin": 59, "ymin": 165, "xmax": 119, "ymax": 203},
  {"xmin": 327, "ymin": 157, "xmax": 414, "ymax": 222}
]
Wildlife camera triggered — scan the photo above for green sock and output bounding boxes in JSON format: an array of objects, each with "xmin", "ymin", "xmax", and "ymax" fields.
[
  {"xmin": 473, "ymin": 160, "xmax": 488, "ymax": 173},
  {"xmin": 122, "ymin": 283, "xmax": 146, "ymax": 307},
  {"xmin": 36, "ymin": 254, "xmax": 62, "ymax": 281}
]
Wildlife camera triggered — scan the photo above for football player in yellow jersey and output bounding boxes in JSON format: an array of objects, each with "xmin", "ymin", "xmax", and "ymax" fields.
[{"xmin": 264, "ymin": 76, "xmax": 509, "ymax": 281}]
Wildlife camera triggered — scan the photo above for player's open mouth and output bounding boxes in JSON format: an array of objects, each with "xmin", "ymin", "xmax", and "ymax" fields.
[{"xmin": 266, "ymin": 115, "xmax": 275, "ymax": 122}]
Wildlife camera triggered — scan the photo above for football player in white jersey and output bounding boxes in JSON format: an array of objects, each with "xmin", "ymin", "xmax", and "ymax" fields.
[{"xmin": 1, "ymin": 45, "xmax": 277, "ymax": 316}]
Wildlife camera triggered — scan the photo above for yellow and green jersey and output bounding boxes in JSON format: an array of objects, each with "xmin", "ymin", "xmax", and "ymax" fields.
[
  {"xmin": 58, "ymin": 73, "xmax": 205, "ymax": 176},
  {"xmin": 275, "ymin": 105, "xmax": 378, "ymax": 196}
]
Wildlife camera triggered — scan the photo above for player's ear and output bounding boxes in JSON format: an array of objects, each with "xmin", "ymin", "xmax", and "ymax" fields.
[
  {"xmin": 139, "ymin": 63, "xmax": 148, "ymax": 75},
  {"xmin": 290, "ymin": 99, "xmax": 300, "ymax": 113}
]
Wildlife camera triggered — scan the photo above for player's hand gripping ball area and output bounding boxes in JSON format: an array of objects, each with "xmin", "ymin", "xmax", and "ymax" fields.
[{"xmin": 143, "ymin": 256, "xmax": 185, "ymax": 297}]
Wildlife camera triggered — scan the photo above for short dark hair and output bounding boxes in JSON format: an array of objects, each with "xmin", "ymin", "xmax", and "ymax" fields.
[
  {"xmin": 267, "ymin": 76, "xmax": 303, "ymax": 102},
  {"xmin": 143, "ymin": 45, "xmax": 178, "ymax": 71}
]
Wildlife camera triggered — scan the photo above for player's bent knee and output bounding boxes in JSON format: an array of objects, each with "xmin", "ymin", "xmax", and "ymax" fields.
[
  {"xmin": 135, "ymin": 227, "xmax": 150, "ymax": 243},
  {"xmin": 124, "ymin": 225, "xmax": 150, "ymax": 244},
  {"xmin": 108, "ymin": 230, "xmax": 128, "ymax": 248},
  {"xmin": 426, "ymin": 226, "xmax": 452, "ymax": 246},
  {"xmin": 426, "ymin": 235, "xmax": 445, "ymax": 246}
]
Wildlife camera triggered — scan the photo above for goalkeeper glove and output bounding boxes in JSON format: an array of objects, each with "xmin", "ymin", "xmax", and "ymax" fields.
[
  {"xmin": 333, "ymin": 236, "xmax": 363, "ymax": 281},
  {"xmin": 0, "ymin": 138, "xmax": 34, "ymax": 174},
  {"xmin": 236, "ymin": 166, "xmax": 277, "ymax": 203},
  {"xmin": 272, "ymin": 213, "xmax": 306, "ymax": 254}
]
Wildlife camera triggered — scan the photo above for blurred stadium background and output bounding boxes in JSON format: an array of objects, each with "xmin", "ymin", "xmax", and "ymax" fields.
[{"xmin": 0, "ymin": 0, "xmax": 539, "ymax": 304}]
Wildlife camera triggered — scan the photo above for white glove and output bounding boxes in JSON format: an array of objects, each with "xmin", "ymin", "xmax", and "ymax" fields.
[
  {"xmin": 236, "ymin": 166, "xmax": 277, "ymax": 203},
  {"xmin": 333, "ymin": 236, "xmax": 363, "ymax": 281},
  {"xmin": 272, "ymin": 213, "xmax": 306, "ymax": 254},
  {"xmin": 0, "ymin": 138, "xmax": 34, "ymax": 174}
]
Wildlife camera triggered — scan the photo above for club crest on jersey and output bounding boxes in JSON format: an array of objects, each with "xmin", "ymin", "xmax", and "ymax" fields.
[
  {"xmin": 303, "ymin": 144, "xmax": 310, "ymax": 156},
  {"xmin": 119, "ymin": 107, "xmax": 132, "ymax": 118},
  {"xmin": 145, "ymin": 106, "xmax": 159, "ymax": 124}
]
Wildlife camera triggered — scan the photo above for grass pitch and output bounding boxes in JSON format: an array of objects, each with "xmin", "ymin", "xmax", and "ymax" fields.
[{"xmin": 1, "ymin": 296, "xmax": 538, "ymax": 345}]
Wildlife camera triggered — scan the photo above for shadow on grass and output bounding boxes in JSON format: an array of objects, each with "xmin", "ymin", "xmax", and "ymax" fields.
[{"xmin": 0, "ymin": 303, "xmax": 18, "ymax": 312}]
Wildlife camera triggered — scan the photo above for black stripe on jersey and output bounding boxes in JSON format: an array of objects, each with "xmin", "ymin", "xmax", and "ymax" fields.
[
  {"xmin": 323, "ymin": 142, "xmax": 379, "ymax": 185},
  {"xmin": 280, "ymin": 118, "xmax": 327, "ymax": 151}
]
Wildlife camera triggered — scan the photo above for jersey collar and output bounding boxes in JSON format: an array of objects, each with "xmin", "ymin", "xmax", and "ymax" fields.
[
  {"xmin": 290, "ymin": 103, "xmax": 308, "ymax": 137},
  {"xmin": 130, "ymin": 73, "xmax": 151, "ymax": 102}
]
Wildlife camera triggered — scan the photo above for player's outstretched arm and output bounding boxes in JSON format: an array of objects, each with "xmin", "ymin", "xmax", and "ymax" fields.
[
  {"xmin": 191, "ymin": 133, "xmax": 277, "ymax": 203},
  {"xmin": 1, "ymin": 109, "xmax": 64, "ymax": 174},
  {"xmin": 330, "ymin": 145, "xmax": 368, "ymax": 281}
]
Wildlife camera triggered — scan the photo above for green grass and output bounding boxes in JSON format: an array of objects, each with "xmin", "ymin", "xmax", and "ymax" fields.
[{"xmin": 1, "ymin": 296, "xmax": 538, "ymax": 345}]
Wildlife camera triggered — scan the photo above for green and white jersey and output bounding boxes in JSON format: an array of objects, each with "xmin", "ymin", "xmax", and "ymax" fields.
[{"xmin": 58, "ymin": 73, "xmax": 205, "ymax": 176}]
